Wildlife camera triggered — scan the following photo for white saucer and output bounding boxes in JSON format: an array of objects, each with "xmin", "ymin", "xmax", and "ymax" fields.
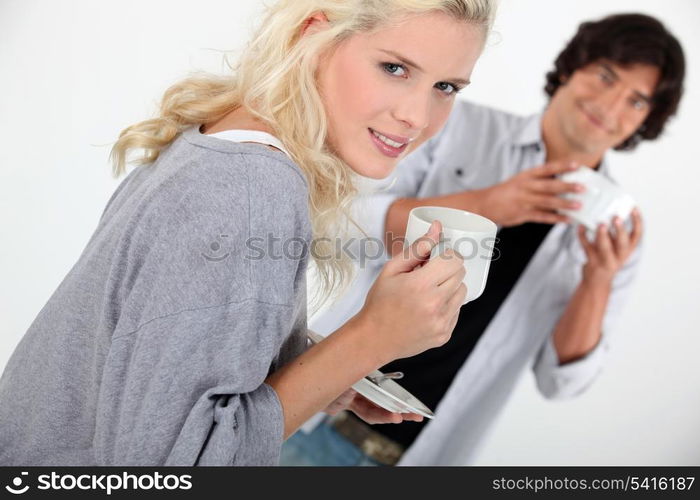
[{"xmin": 307, "ymin": 330, "xmax": 434, "ymax": 419}]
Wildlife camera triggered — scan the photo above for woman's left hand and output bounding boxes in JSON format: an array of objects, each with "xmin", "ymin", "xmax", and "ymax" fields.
[{"xmin": 325, "ymin": 389, "xmax": 424, "ymax": 424}]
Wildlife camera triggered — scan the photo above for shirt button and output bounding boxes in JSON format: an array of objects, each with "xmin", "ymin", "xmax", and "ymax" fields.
[{"xmin": 455, "ymin": 168, "xmax": 463, "ymax": 176}]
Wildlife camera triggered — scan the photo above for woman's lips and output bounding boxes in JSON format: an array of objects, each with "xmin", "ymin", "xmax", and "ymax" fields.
[{"xmin": 368, "ymin": 128, "xmax": 409, "ymax": 158}]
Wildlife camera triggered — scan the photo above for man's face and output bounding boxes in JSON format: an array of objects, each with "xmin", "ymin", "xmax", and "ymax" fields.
[{"xmin": 547, "ymin": 60, "xmax": 660, "ymax": 154}]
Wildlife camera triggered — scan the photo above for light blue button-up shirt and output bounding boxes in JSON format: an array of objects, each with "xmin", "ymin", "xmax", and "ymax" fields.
[{"xmin": 309, "ymin": 99, "xmax": 642, "ymax": 465}]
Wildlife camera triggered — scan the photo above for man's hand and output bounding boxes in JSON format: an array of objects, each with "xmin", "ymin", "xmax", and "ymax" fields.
[
  {"xmin": 477, "ymin": 161, "xmax": 585, "ymax": 226},
  {"xmin": 551, "ymin": 208, "xmax": 642, "ymax": 363},
  {"xmin": 325, "ymin": 388, "xmax": 424, "ymax": 424},
  {"xmin": 578, "ymin": 208, "xmax": 643, "ymax": 287}
]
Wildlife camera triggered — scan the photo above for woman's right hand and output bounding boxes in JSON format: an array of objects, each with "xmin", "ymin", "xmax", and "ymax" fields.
[
  {"xmin": 356, "ymin": 220, "xmax": 467, "ymax": 363},
  {"xmin": 267, "ymin": 220, "xmax": 464, "ymax": 438}
]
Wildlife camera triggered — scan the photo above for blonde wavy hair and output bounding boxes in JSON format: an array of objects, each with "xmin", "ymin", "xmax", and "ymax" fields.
[{"xmin": 110, "ymin": 0, "xmax": 495, "ymax": 310}]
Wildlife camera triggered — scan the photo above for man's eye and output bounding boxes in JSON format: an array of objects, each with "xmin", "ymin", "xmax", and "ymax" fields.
[
  {"xmin": 382, "ymin": 62, "xmax": 406, "ymax": 77},
  {"xmin": 435, "ymin": 81, "xmax": 459, "ymax": 96},
  {"xmin": 630, "ymin": 98, "xmax": 647, "ymax": 111},
  {"xmin": 598, "ymin": 72, "xmax": 614, "ymax": 84}
]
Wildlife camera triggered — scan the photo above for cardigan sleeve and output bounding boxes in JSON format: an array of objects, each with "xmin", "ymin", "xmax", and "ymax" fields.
[
  {"xmin": 95, "ymin": 299, "xmax": 298, "ymax": 465},
  {"xmin": 93, "ymin": 152, "xmax": 310, "ymax": 465}
]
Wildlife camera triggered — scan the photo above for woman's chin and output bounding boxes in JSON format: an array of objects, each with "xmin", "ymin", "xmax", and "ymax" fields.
[{"xmin": 346, "ymin": 157, "xmax": 398, "ymax": 180}]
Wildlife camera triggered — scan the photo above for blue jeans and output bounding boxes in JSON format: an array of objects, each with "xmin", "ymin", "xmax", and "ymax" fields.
[{"xmin": 280, "ymin": 417, "xmax": 381, "ymax": 466}]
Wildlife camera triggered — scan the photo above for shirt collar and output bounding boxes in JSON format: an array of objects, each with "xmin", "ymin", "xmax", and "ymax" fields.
[{"xmin": 511, "ymin": 111, "xmax": 544, "ymax": 148}]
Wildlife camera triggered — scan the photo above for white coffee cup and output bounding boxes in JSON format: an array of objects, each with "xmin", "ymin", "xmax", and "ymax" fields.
[
  {"xmin": 405, "ymin": 206, "xmax": 497, "ymax": 303},
  {"xmin": 558, "ymin": 166, "xmax": 635, "ymax": 231}
]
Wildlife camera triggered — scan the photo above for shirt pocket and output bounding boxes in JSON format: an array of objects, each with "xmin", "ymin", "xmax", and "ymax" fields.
[{"xmin": 428, "ymin": 162, "xmax": 500, "ymax": 195}]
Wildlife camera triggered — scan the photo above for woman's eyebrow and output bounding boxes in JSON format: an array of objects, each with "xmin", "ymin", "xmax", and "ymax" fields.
[{"xmin": 377, "ymin": 48, "xmax": 470, "ymax": 86}]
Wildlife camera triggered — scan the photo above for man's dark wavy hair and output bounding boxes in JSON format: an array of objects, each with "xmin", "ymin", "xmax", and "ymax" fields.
[{"xmin": 544, "ymin": 13, "xmax": 685, "ymax": 151}]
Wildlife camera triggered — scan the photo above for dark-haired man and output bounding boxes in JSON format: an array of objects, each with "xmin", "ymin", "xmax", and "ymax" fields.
[{"xmin": 281, "ymin": 13, "xmax": 686, "ymax": 465}]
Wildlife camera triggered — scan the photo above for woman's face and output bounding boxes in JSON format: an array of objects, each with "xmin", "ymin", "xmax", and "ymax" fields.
[{"xmin": 315, "ymin": 11, "xmax": 485, "ymax": 179}]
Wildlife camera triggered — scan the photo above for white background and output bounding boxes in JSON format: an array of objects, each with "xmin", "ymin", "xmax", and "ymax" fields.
[{"xmin": 1, "ymin": 0, "xmax": 698, "ymax": 464}]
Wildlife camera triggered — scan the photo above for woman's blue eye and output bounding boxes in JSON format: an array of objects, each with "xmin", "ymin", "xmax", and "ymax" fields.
[
  {"xmin": 382, "ymin": 62, "xmax": 406, "ymax": 77},
  {"xmin": 381, "ymin": 62, "xmax": 460, "ymax": 96},
  {"xmin": 435, "ymin": 81, "xmax": 459, "ymax": 96}
]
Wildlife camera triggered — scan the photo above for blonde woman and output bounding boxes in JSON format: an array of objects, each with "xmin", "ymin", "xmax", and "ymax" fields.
[{"xmin": 0, "ymin": 0, "xmax": 494, "ymax": 465}]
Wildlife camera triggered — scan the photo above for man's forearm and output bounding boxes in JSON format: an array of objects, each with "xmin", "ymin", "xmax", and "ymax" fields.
[
  {"xmin": 384, "ymin": 191, "xmax": 485, "ymax": 256},
  {"xmin": 552, "ymin": 278, "xmax": 612, "ymax": 364}
]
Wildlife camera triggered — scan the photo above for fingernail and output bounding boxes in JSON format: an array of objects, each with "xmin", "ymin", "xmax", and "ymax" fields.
[
  {"xmin": 575, "ymin": 184, "xmax": 586, "ymax": 192},
  {"xmin": 569, "ymin": 162, "xmax": 578, "ymax": 169},
  {"xmin": 418, "ymin": 240, "xmax": 430, "ymax": 255}
]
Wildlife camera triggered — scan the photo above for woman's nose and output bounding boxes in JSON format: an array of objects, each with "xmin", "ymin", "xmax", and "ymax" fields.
[{"xmin": 391, "ymin": 89, "xmax": 431, "ymax": 132}]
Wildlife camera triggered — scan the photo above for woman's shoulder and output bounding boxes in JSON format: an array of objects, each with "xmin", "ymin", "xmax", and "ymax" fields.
[
  {"xmin": 177, "ymin": 126, "xmax": 308, "ymax": 193},
  {"xmin": 96, "ymin": 132, "xmax": 313, "ymax": 319},
  {"xmin": 102, "ymin": 129, "xmax": 311, "ymax": 251},
  {"xmin": 141, "ymin": 128, "xmax": 310, "ymax": 229}
]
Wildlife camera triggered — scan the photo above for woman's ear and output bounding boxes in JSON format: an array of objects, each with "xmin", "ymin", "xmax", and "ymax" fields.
[{"xmin": 301, "ymin": 12, "xmax": 330, "ymax": 38}]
